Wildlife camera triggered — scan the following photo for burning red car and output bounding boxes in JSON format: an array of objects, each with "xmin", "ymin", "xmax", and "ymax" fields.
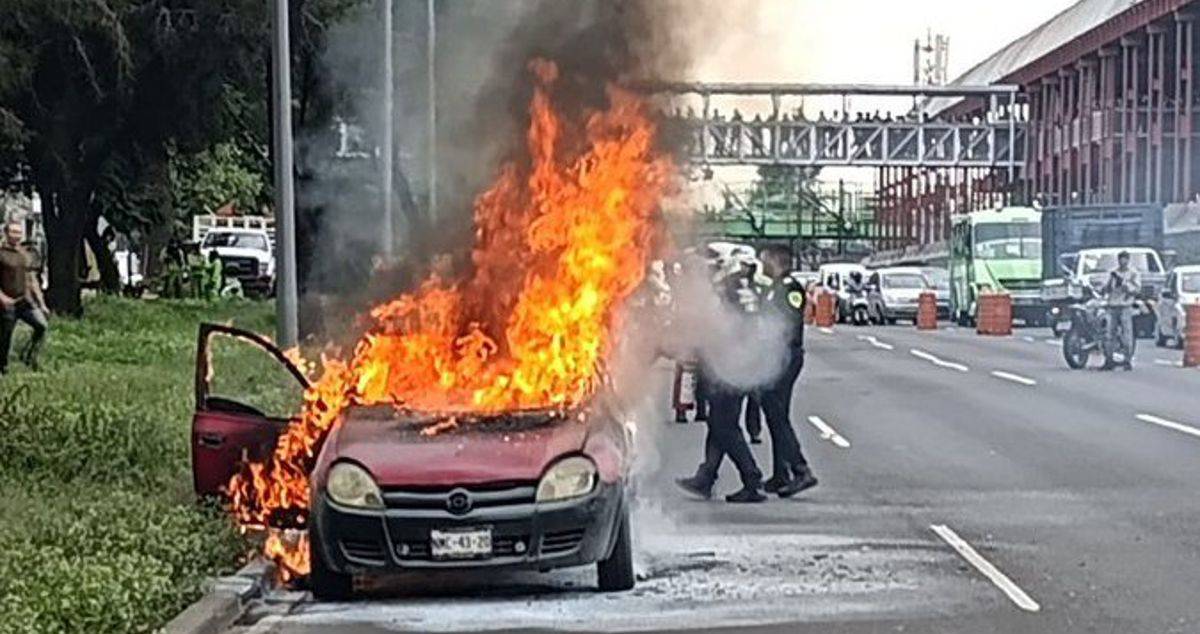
[{"xmin": 192, "ymin": 323, "xmax": 636, "ymax": 600}]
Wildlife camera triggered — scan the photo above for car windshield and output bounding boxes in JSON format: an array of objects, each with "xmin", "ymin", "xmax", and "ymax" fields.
[
  {"xmin": 922, "ymin": 269, "xmax": 950, "ymax": 291},
  {"xmin": 203, "ymin": 232, "xmax": 268, "ymax": 251},
  {"xmin": 1182, "ymin": 273, "xmax": 1200, "ymax": 293},
  {"xmin": 1080, "ymin": 252, "xmax": 1161, "ymax": 274},
  {"xmin": 973, "ymin": 222, "xmax": 1041, "ymax": 260},
  {"xmin": 883, "ymin": 274, "xmax": 927, "ymax": 289}
]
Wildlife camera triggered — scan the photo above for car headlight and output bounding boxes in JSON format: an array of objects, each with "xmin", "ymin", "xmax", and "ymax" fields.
[
  {"xmin": 326, "ymin": 462, "xmax": 384, "ymax": 509},
  {"xmin": 536, "ymin": 456, "xmax": 597, "ymax": 503}
]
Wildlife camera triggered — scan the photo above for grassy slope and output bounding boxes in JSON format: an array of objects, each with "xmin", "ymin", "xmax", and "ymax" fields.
[{"xmin": 0, "ymin": 297, "xmax": 276, "ymax": 634}]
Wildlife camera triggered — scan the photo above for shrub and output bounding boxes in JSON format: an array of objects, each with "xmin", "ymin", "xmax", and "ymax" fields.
[{"xmin": 0, "ymin": 296, "xmax": 275, "ymax": 633}]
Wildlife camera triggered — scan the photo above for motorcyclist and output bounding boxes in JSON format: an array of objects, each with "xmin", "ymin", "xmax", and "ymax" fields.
[
  {"xmin": 844, "ymin": 271, "xmax": 867, "ymax": 323},
  {"xmin": 846, "ymin": 271, "xmax": 865, "ymax": 295},
  {"xmin": 1101, "ymin": 250, "xmax": 1141, "ymax": 371}
]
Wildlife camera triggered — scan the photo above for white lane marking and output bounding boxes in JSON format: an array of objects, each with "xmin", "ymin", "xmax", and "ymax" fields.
[
  {"xmin": 1043, "ymin": 339, "xmax": 1060, "ymax": 347},
  {"xmin": 819, "ymin": 327, "xmax": 835, "ymax": 335},
  {"xmin": 929, "ymin": 524, "xmax": 1041, "ymax": 613},
  {"xmin": 1154, "ymin": 358, "xmax": 1183, "ymax": 368},
  {"xmin": 1135, "ymin": 414, "xmax": 1200, "ymax": 440},
  {"xmin": 990, "ymin": 370, "xmax": 1037, "ymax": 386},
  {"xmin": 909, "ymin": 348, "xmax": 970, "ymax": 373},
  {"xmin": 1022, "ymin": 336, "xmax": 1036, "ymax": 343},
  {"xmin": 856, "ymin": 334, "xmax": 895, "ymax": 351},
  {"xmin": 806, "ymin": 416, "xmax": 851, "ymax": 448}
]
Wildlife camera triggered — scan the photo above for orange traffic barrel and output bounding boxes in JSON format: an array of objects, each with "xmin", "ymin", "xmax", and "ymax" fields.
[
  {"xmin": 815, "ymin": 290, "xmax": 836, "ymax": 327},
  {"xmin": 1185, "ymin": 303, "xmax": 1200, "ymax": 368},
  {"xmin": 977, "ymin": 292, "xmax": 1013, "ymax": 336},
  {"xmin": 917, "ymin": 292, "xmax": 938, "ymax": 330}
]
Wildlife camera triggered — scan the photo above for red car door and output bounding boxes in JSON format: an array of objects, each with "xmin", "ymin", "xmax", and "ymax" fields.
[{"xmin": 192, "ymin": 323, "xmax": 310, "ymax": 498}]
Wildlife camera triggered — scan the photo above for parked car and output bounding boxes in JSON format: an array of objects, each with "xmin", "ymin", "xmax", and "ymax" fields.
[
  {"xmin": 190, "ymin": 324, "xmax": 636, "ymax": 600},
  {"xmin": 1156, "ymin": 265, "xmax": 1200, "ymax": 348},
  {"xmin": 865, "ymin": 267, "xmax": 933, "ymax": 325}
]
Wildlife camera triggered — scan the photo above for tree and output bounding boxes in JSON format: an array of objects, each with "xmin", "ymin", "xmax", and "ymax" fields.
[{"xmin": 1, "ymin": 1, "xmax": 369, "ymax": 313}]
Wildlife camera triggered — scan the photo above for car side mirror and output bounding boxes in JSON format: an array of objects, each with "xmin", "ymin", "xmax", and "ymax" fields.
[{"xmin": 1162, "ymin": 289, "xmax": 1177, "ymax": 301}]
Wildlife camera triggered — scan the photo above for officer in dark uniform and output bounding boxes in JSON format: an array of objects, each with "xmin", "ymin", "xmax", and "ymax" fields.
[
  {"xmin": 757, "ymin": 245, "xmax": 818, "ymax": 497},
  {"xmin": 676, "ymin": 256, "xmax": 766, "ymax": 503}
]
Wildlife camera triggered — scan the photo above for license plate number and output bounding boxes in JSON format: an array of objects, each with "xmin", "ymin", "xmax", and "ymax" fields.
[{"xmin": 430, "ymin": 528, "xmax": 492, "ymax": 559}]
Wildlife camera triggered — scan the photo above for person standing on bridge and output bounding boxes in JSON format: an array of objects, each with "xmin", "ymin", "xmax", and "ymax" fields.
[{"xmin": 756, "ymin": 245, "xmax": 818, "ymax": 497}]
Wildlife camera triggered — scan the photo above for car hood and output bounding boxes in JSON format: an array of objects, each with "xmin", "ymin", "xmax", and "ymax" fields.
[
  {"xmin": 883, "ymin": 287, "xmax": 924, "ymax": 300},
  {"xmin": 326, "ymin": 408, "xmax": 590, "ymax": 487},
  {"xmin": 202, "ymin": 246, "xmax": 270, "ymax": 260}
]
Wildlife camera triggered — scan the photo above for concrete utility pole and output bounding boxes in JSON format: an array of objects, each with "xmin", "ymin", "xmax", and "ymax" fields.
[
  {"xmin": 272, "ymin": 0, "xmax": 299, "ymax": 348},
  {"xmin": 427, "ymin": 0, "xmax": 438, "ymax": 221},
  {"xmin": 381, "ymin": 0, "xmax": 394, "ymax": 255}
]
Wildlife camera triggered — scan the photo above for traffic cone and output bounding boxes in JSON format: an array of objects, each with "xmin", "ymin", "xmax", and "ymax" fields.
[
  {"xmin": 1185, "ymin": 303, "xmax": 1200, "ymax": 368},
  {"xmin": 917, "ymin": 292, "xmax": 938, "ymax": 330},
  {"xmin": 816, "ymin": 291, "xmax": 836, "ymax": 327}
]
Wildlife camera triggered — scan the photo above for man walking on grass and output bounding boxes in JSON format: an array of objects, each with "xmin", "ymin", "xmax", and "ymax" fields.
[{"xmin": 0, "ymin": 220, "xmax": 48, "ymax": 373}]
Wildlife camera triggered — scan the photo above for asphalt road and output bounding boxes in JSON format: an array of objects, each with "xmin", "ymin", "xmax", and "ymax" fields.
[{"xmin": 229, "ymin": 323, "xmax": 1200, "ymax": 634}]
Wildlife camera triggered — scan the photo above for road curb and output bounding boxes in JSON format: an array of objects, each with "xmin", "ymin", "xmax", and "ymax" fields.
[{"xmin": 160, "ymin": 559, "xmax": 273, "ymax": 634}]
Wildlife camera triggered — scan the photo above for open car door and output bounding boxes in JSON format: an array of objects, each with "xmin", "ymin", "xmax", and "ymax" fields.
[{"xmin": 192, "ymin": 323, "xmax": 310, "ymax": 498}]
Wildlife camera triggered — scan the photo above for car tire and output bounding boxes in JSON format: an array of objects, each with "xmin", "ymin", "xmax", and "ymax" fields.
[
  {"xmin": 1157, "ymin": 332, "xmax": 1169, "ymax": 348},
  {"xmin": 309, "ymin": 528, "xmax": 355, "ymax": 601},
  {"xmin": 597, "ymin": 508, "xmax": 634, "ymax": 592}
]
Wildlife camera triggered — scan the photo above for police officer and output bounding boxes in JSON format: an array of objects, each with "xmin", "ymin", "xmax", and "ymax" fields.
[
  {"xmin": 757, "ymin": 245, "xmax": 818, "ymax": 497},
  {"xmin": 676, "ymin": 253, "xmax": 767, "ymax": 503}
]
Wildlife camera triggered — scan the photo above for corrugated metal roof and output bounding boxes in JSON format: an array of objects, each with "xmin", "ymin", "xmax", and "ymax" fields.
[{"xmin": 924, "ymin": 0, "xmax": 1141, "ymax": 115}]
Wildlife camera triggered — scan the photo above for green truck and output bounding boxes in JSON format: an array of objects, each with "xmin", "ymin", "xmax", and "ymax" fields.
[{"xmin": 948, "ymin": 207, "xmax": 1046, "ymax": 326}]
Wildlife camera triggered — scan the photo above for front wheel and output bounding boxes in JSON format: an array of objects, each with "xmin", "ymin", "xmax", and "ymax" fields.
[
  {"xmin": 1063, "ymin": 328, "xmax": 1090, "ymax": 370},
  {"xmin": 309, "ymin": 527, "xmax": 355, "ymax": 601},
  {"xmin": 597, "ymin": 508, "xmax": 634, "ymax": 592}
]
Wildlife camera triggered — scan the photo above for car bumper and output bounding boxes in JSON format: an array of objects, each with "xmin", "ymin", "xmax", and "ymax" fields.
[
  {"xmin": 312, "ymin": 482, "xmax": 625, "ymax": 575},
  {"xmin": 886, "ymin": 304, "xmax": 919, "ymax": 318}
]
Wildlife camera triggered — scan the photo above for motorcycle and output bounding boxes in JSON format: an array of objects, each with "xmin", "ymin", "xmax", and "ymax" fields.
[
  {"xmin": 847, "ymin": 287, "xmax": 871, "ymax": 326},
  {"xmin": 1062, "ymin": 285, "xmax": 1137, "ymax": 370}
]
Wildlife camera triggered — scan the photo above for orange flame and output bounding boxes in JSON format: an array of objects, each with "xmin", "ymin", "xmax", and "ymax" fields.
[{"xmin": 228, "ymin": 59, "xmax": 674, "ymax": 579}]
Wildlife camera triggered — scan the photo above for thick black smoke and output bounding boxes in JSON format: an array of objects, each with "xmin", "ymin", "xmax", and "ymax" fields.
[{"xmin": 298, "ymin": 0, "xmax": 699, "ymax": 338}]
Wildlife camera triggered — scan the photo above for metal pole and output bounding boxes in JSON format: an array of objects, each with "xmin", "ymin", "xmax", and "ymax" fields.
[
  {"xmin": 381, "ymin": 0, "xmax": 394, "ymax": 255},
  {"xmin": 426, "ymin": 0, "xmax": 438, "ymax": 221},
  {"xmin": 271, "ymin": 0, "xmax": 298, "ymax": 348}
]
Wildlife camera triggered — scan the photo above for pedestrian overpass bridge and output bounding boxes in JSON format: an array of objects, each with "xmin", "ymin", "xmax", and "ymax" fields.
[{"xmin": 642, "ymin": 82, "xmax": 1027, "ymax": 171}]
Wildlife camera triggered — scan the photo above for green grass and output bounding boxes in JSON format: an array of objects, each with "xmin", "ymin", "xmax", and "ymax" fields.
[{"xmin": 0, "ymin": 296, "xmax": 278, "ymax": 633}]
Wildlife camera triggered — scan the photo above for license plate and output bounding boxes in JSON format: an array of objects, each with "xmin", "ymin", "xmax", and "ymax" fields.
[{"xmin": 430, "ymin": 528, "xmax": 492, "ymax": 559}]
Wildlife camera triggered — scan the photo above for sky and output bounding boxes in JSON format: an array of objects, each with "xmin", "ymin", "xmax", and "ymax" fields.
[{"xmin": 689, "ymin": 0, "xmax": 1080, "ymax": 84}]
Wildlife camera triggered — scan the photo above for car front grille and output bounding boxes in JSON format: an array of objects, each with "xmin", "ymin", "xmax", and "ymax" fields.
[
  {"xmin": 540, "ymin": 528, "xmax": 586, "ymax": 555},
  {"xmin": 381, "ymin": 484, "xmax": 537, "ymax": 512},
  {"xmin": 998, "ymin": 278, "xmax": 1041, "ymax": 291},
  {"xmin": 218, "ymin": 256, "xmax": 259, "ymax": 279}
]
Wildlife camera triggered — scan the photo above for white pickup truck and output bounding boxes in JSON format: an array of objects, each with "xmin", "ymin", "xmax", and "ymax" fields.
[
  {"xmin": 194, "ymin": 216, "xmax": 275, "ymax": 296},
  {"xmin": 1042, "ymin": 246, "xmax": 1166, "ymax": 338}
]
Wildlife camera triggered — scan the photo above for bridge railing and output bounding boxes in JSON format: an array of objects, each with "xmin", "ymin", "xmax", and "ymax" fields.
[{"xmin": 665, "ymin": 118, "xmax": 1026, "ymax": 168}]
